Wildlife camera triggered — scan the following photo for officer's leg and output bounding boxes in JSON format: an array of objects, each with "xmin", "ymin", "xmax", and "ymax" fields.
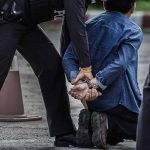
[
  {"xmin": 17, "ymin": 25, "xmax": 76, "ymax": 137},
  {"xmin": 0, "ymin": 22, "xmax": 26, "ymax": 89},
  {"xmin": 136, "ymin": 66, "xmax": 150, "ymax": 150}
]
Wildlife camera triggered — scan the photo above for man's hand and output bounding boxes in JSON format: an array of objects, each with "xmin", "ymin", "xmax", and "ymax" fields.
[
  {"xmin": 71, "ymin": 71, "xmax": 93, "ymax": 85},
  {"xmin": 69, "ymin": 82, "xmax": 89, "ymax": 100},
  {"xmin": 69, "ymin": 82, "xmax": 102, "ymax": 101},
  {"xmin": 84, "ymin": 88, "xmax": 101, "ymax": 101}
]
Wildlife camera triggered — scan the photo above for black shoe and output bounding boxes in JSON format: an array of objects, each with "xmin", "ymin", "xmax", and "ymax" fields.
[
  {"xmin": 54, "ymin": 133, "xmax": 76, "ymax": 147},
  {"xmin": 107, "ymin": 135, "xmax": 124, "ymax": 145},
  {"xmin": 76, "ymin": 109, "xmax": 93, "ymax": 148},
  {"xmin": 91, "ymin": 112, "xmax": 109, "ymax": 149}
]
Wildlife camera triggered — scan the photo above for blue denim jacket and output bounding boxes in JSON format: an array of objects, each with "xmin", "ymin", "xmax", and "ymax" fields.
[{"xmin": 63, "ymin": 11, "xmax": 143, "ymax": 113}]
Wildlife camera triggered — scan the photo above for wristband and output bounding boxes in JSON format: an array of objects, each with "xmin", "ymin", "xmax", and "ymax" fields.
[{"xmin": 80, "ymin": 67, "xmax": 92, "ymax": 73}]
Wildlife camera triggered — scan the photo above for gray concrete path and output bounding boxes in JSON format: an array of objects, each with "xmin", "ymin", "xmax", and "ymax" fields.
[{"xmin": 0, "ymin": 28, "xmax": 149, "ymax": 150}]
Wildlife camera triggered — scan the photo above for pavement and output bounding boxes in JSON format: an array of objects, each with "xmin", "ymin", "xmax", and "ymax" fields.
[{"xmin": 0, "ymin": 27, "xmax": 149, "ymax": 149}]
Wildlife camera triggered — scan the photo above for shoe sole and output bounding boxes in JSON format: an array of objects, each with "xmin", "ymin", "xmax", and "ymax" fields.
[
  {"xmin": 54, "ymin": 141, "xmax": 73, "ymax": 147},
  {"xmin": 91, "ymin": 112, "xmax": 109, "ymax": 149},
  {"xmin": 76, "ymin": 109, "xmax": 93, "ymax": 148}
]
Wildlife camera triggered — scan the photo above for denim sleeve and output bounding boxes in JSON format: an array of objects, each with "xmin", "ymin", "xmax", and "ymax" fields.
[
  {"xmin": 62, "ymin": 42, "xmax": 80, "ymax": 82},
  {"xmin": 96, "ymin": 29, "xmax": 143, "ymax": 90},
  {"xmin": 63, "ymin": 0, "xmax": 91, "ymax": 68}
]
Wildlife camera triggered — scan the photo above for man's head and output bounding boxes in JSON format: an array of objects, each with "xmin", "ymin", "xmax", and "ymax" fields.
[{"xmin": 102, "ymin": 0, "xmax": 136, "ymax": 15}]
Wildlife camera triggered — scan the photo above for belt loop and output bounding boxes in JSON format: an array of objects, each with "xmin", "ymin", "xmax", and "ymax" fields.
[{"xmin": 54, "ymin": 10, "xmax": 65, "ymax": 20}]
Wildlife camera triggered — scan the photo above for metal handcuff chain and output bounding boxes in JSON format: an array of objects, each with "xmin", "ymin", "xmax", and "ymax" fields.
[{"xmin": 84, "ymin": 79, "xmax": 99, "ymax": 89}]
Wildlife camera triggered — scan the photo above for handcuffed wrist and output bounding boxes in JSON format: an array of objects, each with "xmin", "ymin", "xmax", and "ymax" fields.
[{"xmin": 84, "ymin": 79, "xmax": 99, "ymax": 89}]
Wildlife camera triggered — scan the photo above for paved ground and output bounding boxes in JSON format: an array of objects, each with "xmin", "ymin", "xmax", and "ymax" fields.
[{"xmin": 0, "ymin": 27, "xmax": 149, "ymax": 150}]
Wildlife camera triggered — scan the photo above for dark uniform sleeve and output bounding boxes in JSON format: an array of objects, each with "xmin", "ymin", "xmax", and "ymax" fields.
[
  {"xmin": 60, "ymin": 18, "xmax": 70, "ymax": 57},
  {"xmin": 60, "ymin": 0, "xmax": 91, "ymax": 68}
]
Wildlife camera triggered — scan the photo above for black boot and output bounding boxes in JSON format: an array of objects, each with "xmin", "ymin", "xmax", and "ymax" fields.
[
  {"xmin": 76, "ymin": 109, "xmax": 93, "ymax": 148},
  {"xmin": 107, "ymin": 134, "xmax": 124, "ymax": 145},
  {"xmin": 91, "ymin": 112, "xmax": 109, "ymax": 149},
  {"xmin": 54, "ymin": 132, "xmax": 76, "ymax": 147}
]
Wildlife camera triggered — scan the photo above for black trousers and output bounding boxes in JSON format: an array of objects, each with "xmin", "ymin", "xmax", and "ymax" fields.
[
  {"xmin": 89, "ymin": 105, "xmax": 138, "ymax": 141},
  {"xmin": 107, "ymin": 105, "xmax": 138, "ymax": 141},
  {"xmin": 0, "ymin": 21, "xmax": 75, "ymax": 136},
  {"xmin": 136, "ymin": 66, "xmax": 150, "ymax": 150}
]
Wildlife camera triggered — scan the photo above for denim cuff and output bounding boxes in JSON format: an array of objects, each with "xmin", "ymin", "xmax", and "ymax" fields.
[
  {"xmin": 69, "ymin": 70, "xmax": 79, "ymax": 81},
  {"xmin": 96, "ymin": 75, "xmax": 107, "ymax": 91}
]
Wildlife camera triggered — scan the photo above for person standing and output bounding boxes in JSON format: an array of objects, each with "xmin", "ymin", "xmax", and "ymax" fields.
[
  {"xmin": 0, "ymin": 0, "xmax": 94, "ymax": 147},
  {"xmin": 136, "ymin": 66, "xmax": 150, "ymax": 150}
]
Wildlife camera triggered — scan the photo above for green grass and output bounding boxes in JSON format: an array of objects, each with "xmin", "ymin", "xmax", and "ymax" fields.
[
  {"xmin": 89, "ymin": 1, "xmax": 150, "ymax": 11},
  {"xmin": 136, "ymin": 1, "xmax": 150, "ymax": 11},
  {"xmin": 143, "ymin": 29, "xmax": 150, "ymax": 33}
]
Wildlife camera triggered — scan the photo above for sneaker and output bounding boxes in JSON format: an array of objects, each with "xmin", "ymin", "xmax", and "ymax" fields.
[
  {"xmin": 91, "ymin": 112, "xmax": 109, "ymax": 149},
  {"xmin": 76, "ymin": 109, "xmax": 93, "ymax": 148},
  {"xmin": 54, "ymin": 133, "xmax": 76, "ymax": 147}
]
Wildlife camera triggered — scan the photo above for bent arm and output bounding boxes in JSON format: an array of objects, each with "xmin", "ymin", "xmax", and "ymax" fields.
[
  {"xmin": 62, "ymin": 42, "xmax": 80, "ymax": 82},
  {"xmin": 62, "ymin": 0, "xmax": 91, "ymax": 68},
  {"xmin": 96, "ymin": 30, "xmax": 143, "ymax": 90}
]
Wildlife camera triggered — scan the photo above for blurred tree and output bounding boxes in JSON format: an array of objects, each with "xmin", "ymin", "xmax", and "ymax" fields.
[{"xmin": 90, "ymin": 0, "xmax": 150, "ymax": 11}]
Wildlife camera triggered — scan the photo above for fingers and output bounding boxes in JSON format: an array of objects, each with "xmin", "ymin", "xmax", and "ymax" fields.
[
  {"xmin": 84, "ymin": 92, "xmax": 90, "ymax": 100},
  {"xmin": 84, "ymin": 89, "xmax": 96, "ymax": 100},
  {"xmin": 71, "ymin": 72, "xmax": 93, "ymax": 85},
  {"xmin": 71, "ymin": 83, "xmax": 87, "ymax": 91},
  {"xmin": 90, "ymin": 89, "xmax": 97, "ymax": 100},
  {"xmin": 69, "ymin": 83, "xmax": 88, "ymax": 100},
  {"xmin": 69, "ymin": 85, "xmax": 88, "ymax": 100},
  {"xmin": 71, "ymin": 79, "xmax": 83, "ymax": 85},
  {"xmin": 69, "ymin": 81, "xmax": 102, "ymax": 101},
  {"xmin": 69, "ymin": 90, "xmax": 77, "ymax": 99},
  {"xmin": 71, "ymin": 72, "xmax": 84, "ymax": 85},
  {"xmin": 84, "ymin": 89, "xmax": 102, "ymax": 101},
  {"xmin": 85, "ymin": 72, "xmax": 93, "ymax": 80},
  {"xmin": 93, "ymin": 89, "xmax": 100, "ymax": 98}
]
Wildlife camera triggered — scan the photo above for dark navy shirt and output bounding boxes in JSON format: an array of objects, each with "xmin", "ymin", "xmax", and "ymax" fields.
[
  {"xmin": 60, "ymin": 0, "xmax": 92, "ymax": 68},
  {"xmin": 63, "ymin": 11, "xmax": 143, "ymax": 114}
]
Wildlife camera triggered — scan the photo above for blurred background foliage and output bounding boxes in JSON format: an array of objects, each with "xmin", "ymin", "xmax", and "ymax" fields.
[{"xmin": 90, "ymin": 0, "xmax": 150, "ymax": 11}]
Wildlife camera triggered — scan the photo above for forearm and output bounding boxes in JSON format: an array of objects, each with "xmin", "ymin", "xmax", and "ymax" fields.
[
  {"xmin": 63, "ymin": 0, "xmax": 91, "ymax": 68},
  {"xmin": 62, "ymin": 42, "xmax": 80, "ymax": 81},
  {"xmin": 96, "ymin": 43, "xmax": 139, "ymax": 89},
  {"xmin": 63, "ymin": 58, "xmax": 79, "ymax": 81}
]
